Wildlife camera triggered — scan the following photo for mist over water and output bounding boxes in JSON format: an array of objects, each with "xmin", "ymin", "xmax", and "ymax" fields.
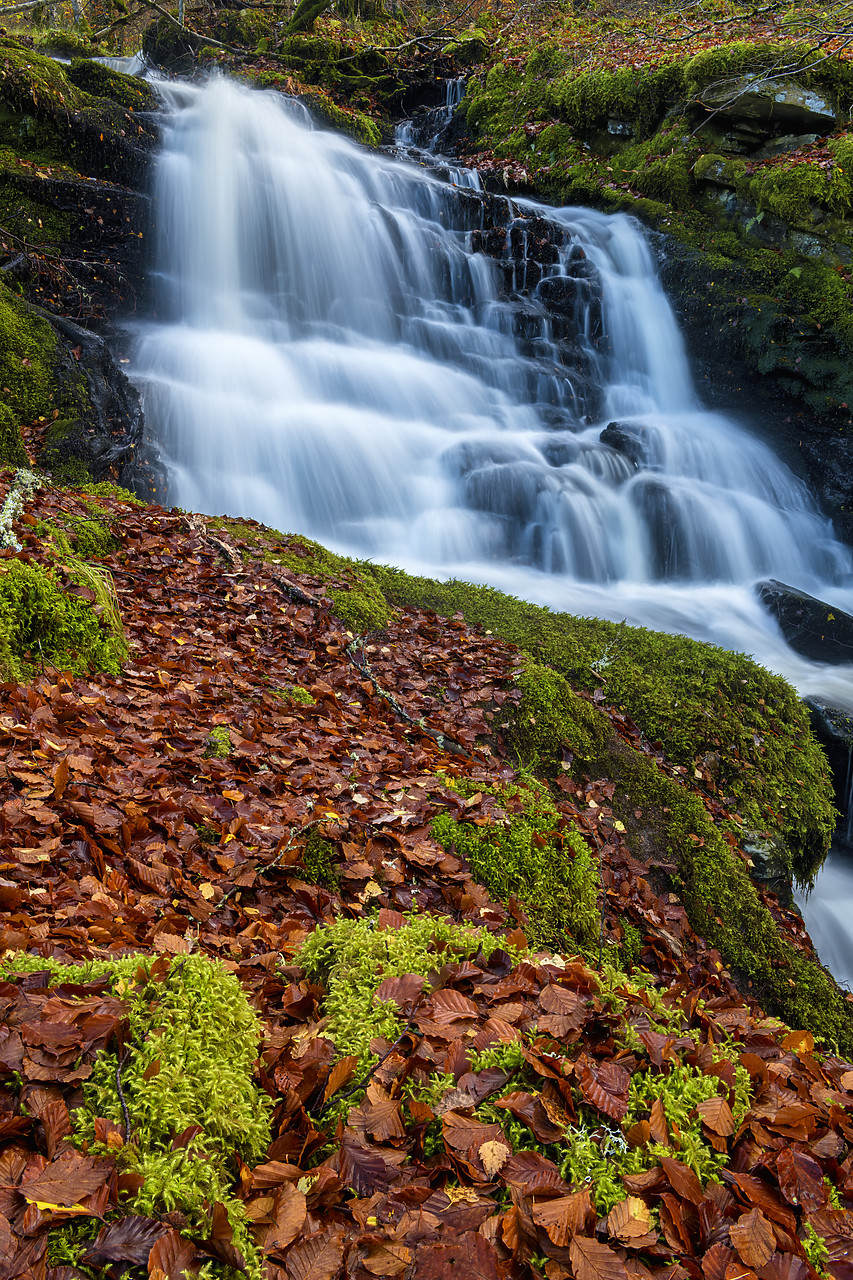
[{"xmin": 129, "ymin": 74, "xmax": 853, "ymax": 713}]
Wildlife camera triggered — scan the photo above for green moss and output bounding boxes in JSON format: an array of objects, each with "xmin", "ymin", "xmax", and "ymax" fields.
[
  {"xmin": 0, "ymin": 280, "xmax": 57, "ymax": 466},
  {"xmin": 67, "ymin": 516, "xmax": 120, "ymax": 558},
  {"xmin": 65, "ymin": 58, "xmax": 159, "ymax": 114},
  {"xmin": 298, "ymin": 88, "xmax": 382, "ymax": 147},
  {"xmin": 607, "ymin": 745, "xmax": 852, "ymax": 1057},
  {"xmin": 276, "ymin": 683, "xmax": 316, "ymax": 705},
  {"xmin": 204, "ymin": 724, "xmax": 233, "ymax": 758},
  {"xmin": 0, "ymin": 171, "xmax": 71, "ymax": 247},
  {"xmin": 559, "ymin": 1055, "xmax": 751, "ymax": 1211},
  {"xmin": 297, "ymin": 912, "xmax": 524, "ymax": 1076},
  {"xmin": 0, "ymin": 556, "xmax": 126, "ymax": 681},
  {"xmin": 300, "ymin": 830, "xmax": 339, "ymax": 889},
  {"xmin": 1, "ymin": 951, "xmax": 270, "ymax": 1275},
  {"xmin": 431, "ymin": 770, "xmax": 600, "ymax": 952},
  {"xmin": 31, "ymin": 28, "xmax": 103, "ymax": 60},
  {"xmin": 362, "ymin": 567, "xmax": 835, "ymax": 873},
  {"xmin": 83, "ymin": 480, "xmax": 145, "ymax": 506}
]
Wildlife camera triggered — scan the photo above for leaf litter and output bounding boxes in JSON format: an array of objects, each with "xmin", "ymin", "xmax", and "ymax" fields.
[{"xmin": 0, "ymin": 480, "xmax": 850, "ymax": 1279}]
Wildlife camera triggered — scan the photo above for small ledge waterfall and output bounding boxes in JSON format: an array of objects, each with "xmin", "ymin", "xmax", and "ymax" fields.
[{"xmin": 128, "ymin": 72, "xmax": 853, "ymax": 982}]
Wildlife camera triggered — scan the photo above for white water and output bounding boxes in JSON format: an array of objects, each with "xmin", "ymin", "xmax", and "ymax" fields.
[
  {"xmin": 797, "ymin": 848, "xmax": 853, "ymax": 989},
  {"xmin": 128, "ymin": 74, "xmax": 853, "ymax": 713}
]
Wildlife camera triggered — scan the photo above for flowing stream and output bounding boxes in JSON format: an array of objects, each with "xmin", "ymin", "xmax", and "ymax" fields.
[{"xmin": 127, "ymin": 72, "xmax": 853, "ymax": 971}]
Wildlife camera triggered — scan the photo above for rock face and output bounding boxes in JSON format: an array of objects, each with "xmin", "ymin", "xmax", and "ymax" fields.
[
  {"xmin": 755, "ymin": 579, "xmax": 853, "ymax": 664},
  {"xmin": 696, "ymin": 75, "xmax": 837, "ymax": 135},
  {"xmin": 0, "ymin": 38, "xmax": 164, "ymax": 493}
]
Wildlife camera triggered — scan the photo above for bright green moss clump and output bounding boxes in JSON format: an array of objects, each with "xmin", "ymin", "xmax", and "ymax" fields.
[
  {"xmin": 0, "ymin": 557, "xmax": 126, "ymax": 682},
  {"xmin": 297, "ymin": 913, "xmax": 523, "ymax": 1075},
  {"xmin": 431, "ymin": 771, "xmax": 600, "ymax": 952},
  {"xmin": 2, "ymin": 952, "xmax": 270, "ymax": 1275}
]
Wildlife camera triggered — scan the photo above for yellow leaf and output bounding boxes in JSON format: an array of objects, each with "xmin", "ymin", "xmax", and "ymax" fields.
[
  {"xmin": 199, "ymin": 883, "xmax": 216, "ymax": 901},
  {"xmin": 613, "ymin": 820, "xmax": 625, "ymax": 832},
  {"xmin": 479, "ymin": 1139, "xmax": 511, "ymax": 1178}
]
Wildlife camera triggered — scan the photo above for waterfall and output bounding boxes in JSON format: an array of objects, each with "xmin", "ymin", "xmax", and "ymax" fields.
[{"xmin": 128, "ymin": 73, "xmax": 853, "ymax": 711}]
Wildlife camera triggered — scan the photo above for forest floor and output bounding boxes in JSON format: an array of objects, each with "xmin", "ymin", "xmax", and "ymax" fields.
[{"xmin": 0, "ymin": 474, "xmax": 851, "ymax": 1279}]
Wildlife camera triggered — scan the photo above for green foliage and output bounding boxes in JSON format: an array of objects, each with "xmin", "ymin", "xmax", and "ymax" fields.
[
  {"xmin": 2, "ymin": 952, "xmax": 270, "ymax": 1275},
  {"xmin": 363, "ymin": 566, "xmax": 835, "ymax": 872},
  {"xmin": 46, "ymin": 1218, "xmax": 100, "ymax": 1273},
  {"xmin": 68, "ymin": 516, "xmax": 120, "ymax": 558},
  {"xmin": 0, "ymin": 556, "xmax": 126, "ymax": 681},
  {"xmin": 300, "ymin": 830, "xmax": 339, "ymax": 889},
  {"xmin": 83, "ymin": 481, "xmax": 144, "ymax": 506},
  {"xmin": 65, "ymin": 58, "xmax": 158, "ymax": 113},
  {"xmin": 0, "ymin": 280, "xmax": 57, "ymax": 467},
  {"xmin": 618, "ymin": 919, "xmax": 644, "ymax": 970},
  {"xmin": 431, "ymin": 771, "xmax": 600, "ymax": 952},
  {"xmin": 297, "ymin": 912, "xmax": 522, "ymax": 1075},
  {"xmin": 204, "ymin": 724, "xmax": 233, "ymax": 758},
  {"xmin": 802, "ymin": 1224, "xmax": 831, "ymax": 1277},
  {"xmin": 277, "ymin": 683, "xmax": 316, "ymax": 705},
  {"xmin": 558, "ymin": 1056, "xmax": 751, "ymax": 1212}
]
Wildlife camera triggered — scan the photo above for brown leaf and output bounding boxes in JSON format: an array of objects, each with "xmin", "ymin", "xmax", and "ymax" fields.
[
  {"xmin": 569, "ymin": 1234, "xmax": 629, "ymax": 1280},
  {"xmin": 532, "ymin": 1190, "xmax": 595, "ymax": 1247},
  {"xmin": 578, "ymin": 1058, "xmax": 630, "ymax": 1122},
  {"xmin": 500, "ymin": 1150, "xmax": 570, "ymax": 1196},
  {"xmin": 775, "ymin": 1148, "xmax": 827, "ymax": 1213},
  {"xmin": 83, "ymin": 1216, "xmax": 167, "ymax": 1265},
  {"xmin": 412, "ymin": 1232, "xmax": 499, "ymax": 1280},
  {"xmin": 661, "ymin": 1155, "xmax": 705, "ymax": 1206},
  {"xmin": 730, "ymin": 1209, "xmax": 775, "ymax": 1270},
  {"xmin": 147, "ymin": 1228, "xmax": 198, "ymax": 1280},
  {"xmin": 285, "ymin": 1226, "xmax": 345, "ymax": 1280},
  {"xmin": 697, "ymin": 1096, "xmax": 735, "ymax": 1137},
  {"xmin": 19, "ymin": 1149, "xmax": 112, "ymax": 1208},
  {"xmin": 321, "ymin": 1055, "xmax": 358, "ymax": 1105},
  {"xmin": 607, "ymin": 1197, "xmax": 657, "ymax": 1247},
  {"xmin": 703, "ymin": 1243, "xmax": 737, "ymax": 1280},
  {"xmin": 339, "ymin": 1134, "xmax": 392, "ymax": 1196},
  {"xmin": 649, "ymin": 1097, "xmax": 669, "ymax": 1145}
]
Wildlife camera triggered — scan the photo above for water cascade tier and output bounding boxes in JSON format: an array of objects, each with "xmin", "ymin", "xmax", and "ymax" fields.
[{"xmin": 131, "ymin": 74, "xmax": 853, "ymax": 715}]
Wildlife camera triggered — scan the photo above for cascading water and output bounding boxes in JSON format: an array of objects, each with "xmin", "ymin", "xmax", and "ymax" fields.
[
  {"xmin": 127, "ymin": 70, "xmax": 853, "ymax": 981},
  {"xmin": 130, "ymin": 76, "xmax": 853, "ymax": 704}
]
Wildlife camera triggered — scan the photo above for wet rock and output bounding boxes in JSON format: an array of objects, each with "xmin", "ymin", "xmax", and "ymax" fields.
[
  {"xmin": 696, "ymin": 76, "xmax": 837, "ymax": 135},
  {"xmin": 755, "ymin": 579, "xmax": 853, "ymax": 664},
  {"xmin": 599, "ymin": 421, "xmax": 646, "ymax": 468},
  {"xmin": 742, "ymin": 830, "xmax": 794, "ymax": 905},
  {"xmin": 37, "ymin": 312, "xmax": 163, "ymax": 501}
]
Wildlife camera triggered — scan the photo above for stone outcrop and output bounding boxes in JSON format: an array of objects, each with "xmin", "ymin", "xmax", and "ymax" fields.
[{"xmin": 755, "ymin": 578, "xmax": 853, "ymax": 664}]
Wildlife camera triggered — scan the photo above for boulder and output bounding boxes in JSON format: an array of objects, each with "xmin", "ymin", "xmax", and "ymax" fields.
[
  {"xmin": 755, "ymin": 579, "xmax": 853, "ymax": 664},
  {"xmin": 599, "ymin": 421, "xmax": 646, "ymax": 468},
  {"xmin": 696, "ymin": 76, "xmax": 837, "ymax": 135},
  {"xmin": 804, "ymin": 697, "xmax": 853, "ymax": 846}
]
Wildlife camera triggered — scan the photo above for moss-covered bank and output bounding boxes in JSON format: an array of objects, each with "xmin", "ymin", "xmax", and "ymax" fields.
[
  {"xmin": 193, "ymin": 515, "xmax": 849, "ymax": 1055},
  {"xmin": 462, "ymin": 40, "xmax": 853, "ymax": 453}
]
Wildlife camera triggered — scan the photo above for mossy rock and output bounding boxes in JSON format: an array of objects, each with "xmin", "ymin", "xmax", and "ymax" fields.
[
  {"xmin": 0, "ymin": 280, "xmax": 58, "ymax": 467},
  {"xmin": 141, "ymin": 17, "xmax": 204, "ymax": 73},
  {"xmin": 65, "ymin": 58, "xmax": 160, "ymax": 114}
]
